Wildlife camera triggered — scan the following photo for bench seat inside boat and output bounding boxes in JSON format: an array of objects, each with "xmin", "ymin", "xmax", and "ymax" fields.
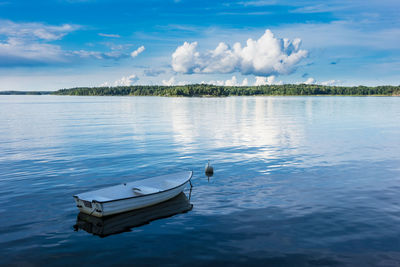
[{"xmin": 132, "ymin": 186, "xmax": 160, "ymax": 195}]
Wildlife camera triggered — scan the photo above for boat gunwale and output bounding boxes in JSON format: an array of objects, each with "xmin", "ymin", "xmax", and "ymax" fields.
[{"xmin": 73, "ymin": 171, "xmax": 193, "ymax": 204}]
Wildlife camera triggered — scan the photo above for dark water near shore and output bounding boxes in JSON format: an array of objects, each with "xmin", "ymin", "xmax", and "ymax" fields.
[{"xmin": 0, "ymin": 95, "xmax": 400, "ymax": 266}]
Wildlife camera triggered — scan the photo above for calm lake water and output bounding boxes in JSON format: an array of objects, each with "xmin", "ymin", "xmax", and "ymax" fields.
[{"xmin": 0, "ymin": 95, "xmax": 400, "ymax": 266}]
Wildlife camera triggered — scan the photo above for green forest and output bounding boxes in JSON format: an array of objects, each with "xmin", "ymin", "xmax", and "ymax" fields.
[
  {"xmin": 52, "ymin": 84, "xmax": 400, "ymax": 97},
  {"xmin": 0, "ymin": 91, "xmax": 51, "ymax": 95}
]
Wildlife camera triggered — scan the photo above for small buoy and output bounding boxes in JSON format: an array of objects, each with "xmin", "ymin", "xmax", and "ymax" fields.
[{"xmin": 205, "ymin": 160, "xmax": 214, "ymax": 175}]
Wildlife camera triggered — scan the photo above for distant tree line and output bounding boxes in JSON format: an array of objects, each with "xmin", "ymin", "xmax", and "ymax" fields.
[
  {"xmin": 52, "ymin": 84, "xmax": 400, "ymax": 96},
  {"xmin": 0, "ymin": 91, "xmax": 51, "ymax": 95}
]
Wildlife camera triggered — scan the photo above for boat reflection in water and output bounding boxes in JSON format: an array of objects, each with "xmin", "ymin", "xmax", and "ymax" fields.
[{"xmin": 73, "ymin": 192, "xmax": 193, "ymax": 237}]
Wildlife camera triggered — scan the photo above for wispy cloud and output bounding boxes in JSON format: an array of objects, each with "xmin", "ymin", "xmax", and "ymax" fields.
[
  {"xmin": 131, "ymin": 45, "xmax": 145, "ymax": 58},
  {"xmin": 0, "ymin": 20, "xmax": 145, "ymax": 67},
  {"xmin": 290, "ymin": 3, "xmax": 348, "ymax": 14},
  {"xmin": 144, "ymin": 69, "xmax": 166, "ymax": 77},
  {"xmin": 0, "ymin": 20, "xmax": 80, "ymax": 66},
  {"xmin": 217, "ymin": 11, "xmax": 272, "ymax": 16},
  {"xmin": 0, "ymin": 39, "xmax": 65, "ymax": 66},
  {"xmin": 156, "ymin": 24, "xmax": 201, "ymax": 32},
  {"xmin": 98, "ymin": 33, "xmax": 121, "ymax": 38},
  {"xmin": 237, "ymin": 0, "xmax": 277, "ymax": 7},
  {"xmin": 320, "ymin": 79, "xmax": 340, "ymax": 86},
  {"xmin": 70, "ymin": 49, "xmax": 130, "ymax": 60},
  {"xmin": 0, "ymin": 20, "xmax": 80, "ymax": 41},
  {"xmin": 64, "ymin": 0, "xmax": 96, "ymax": 3},
  {"xmin": 275, "ymin": 21, "xmax": 400, "ymax": 50}
]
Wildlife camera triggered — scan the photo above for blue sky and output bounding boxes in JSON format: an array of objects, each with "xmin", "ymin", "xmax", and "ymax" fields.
[{"xmin": 0, "ymin": 0, "xmax": 399, "ymax": 90}]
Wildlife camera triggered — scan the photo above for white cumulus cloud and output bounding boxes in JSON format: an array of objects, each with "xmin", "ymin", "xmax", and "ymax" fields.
[
  {"xmin": 297, "ymin": 78, "xmax": 341, "ymax": 86},
  {"xmin": 224, "ymin": 76, "xmax": 250, "ymax": 86},
  {"xmin": 131, "ymin": 45, "xmax": 145, "ymax": 58},
  {"xmin": 161, "ymin": 76, "xmax": 189, "ymax": 86},
  {"xmin": 225, "ymin": 76, "xmax": 239, "ymax": 86},
  {"xmin": 254, "ymin": 75, "xmax": 283, "ymax": 86},
  {"xmin": 202, "ymin": 79, "xmax": 224, "ymax": 86},
  {"xmin": 171, "ymin": 42, "xmax": 200, "ymax": 73},
  {"xmin": 114, "ymin": 74, "xmax": 139, "ymax": 86},
  {"xmin": 101, "ymin": 74, "xmax": 139, "ymax": 87},
  {"xmin": 254, "ymin": 76, "xmax": 268, "ymax": 86},
  {"xmin": 202, "ymin": 76, "xmax": 249, "ymax": 86},
  {"xmin": 171, "ymin": 29, "xmax": 308, "ymax": 77},
  {"xmin": 162, "ymin": 77, "xmax": 176, "ymax": 86},
  {"xmin": 303, "ymin": 77, "xmax": 316, "ymax": 84},
  {"xmin": 321, "ymin": 79, "xmax": 340, "ymax": 86}
]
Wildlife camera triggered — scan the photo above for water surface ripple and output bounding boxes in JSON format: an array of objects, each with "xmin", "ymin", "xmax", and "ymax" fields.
[{"xmin": 0, "ymin": 95, "xmax": 399, "ymax": 266}]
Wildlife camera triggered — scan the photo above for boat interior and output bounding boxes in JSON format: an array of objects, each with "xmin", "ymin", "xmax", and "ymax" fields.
[{"xmin": 75, "ymin": 171, "xmax": 192, "ymax": 202}]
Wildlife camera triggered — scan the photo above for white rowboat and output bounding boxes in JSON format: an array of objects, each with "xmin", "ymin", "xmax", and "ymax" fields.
[
  {"xmin": 74, "ymin": 192, "xmax": 193, "ymax": 237},
  {"xmin": 73, "ymin": 171, "xmax": 193, "ymax": 217}
]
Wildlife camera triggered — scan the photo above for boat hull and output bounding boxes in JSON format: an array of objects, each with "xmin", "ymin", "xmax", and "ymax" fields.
[
  {"xmin": 74, "ymin": 192, "xmax": 193, "ymax": 237},
  {"xmin": 74, "ymin": 180, "xmax": 190, "ymax": 217}
]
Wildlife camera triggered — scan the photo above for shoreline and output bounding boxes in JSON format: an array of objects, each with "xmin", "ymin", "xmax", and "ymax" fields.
[
  {"xmin": 1, "ymin": 93, "xmax": 399, "ymax": 97},
  {"xmin": 1, "ymin": 84, "xmax": 399, "ymax": 97}
]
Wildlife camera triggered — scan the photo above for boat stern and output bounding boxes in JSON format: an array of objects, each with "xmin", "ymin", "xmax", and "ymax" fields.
[{"xmin": 73, "ymin": 196, "xmax": 104, "ymax": 217}]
